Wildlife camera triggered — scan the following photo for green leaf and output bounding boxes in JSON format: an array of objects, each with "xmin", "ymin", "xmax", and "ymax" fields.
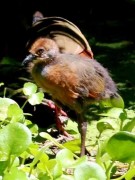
[
  {"xmin": 39, "ymin": 174, "xmax": 50, "ymax": 180},
  {"xmin": 106, "ymin": 131, "xmax": 135, "ymax": 162},
  {"xmin": 39, "ymin": 132, "xmax": 65, "ymax": 149},
  {"xmin": 56, "ymin": 149, "xmax": 87, "ymax": 168},
  {"xmin": 56, "ymin": 175, "xmax": 75, "ymax": 180},
  {"xmin": 7, "ymin": 104, "xmax": 24, "ymax": 122},
  {"xmin": 74, "ymin": 161, "xmax": 106, "ymax": 180},
  {"xmin": 3, "ymin": 167, "xmax": 27, "ymax": 180},
  {"xmin": 65, "ymin": 120, "xmax": 79, "ymax": 135},
  {"xmin": 99, "ymin": 107, "xmax": 123, "ymax": 118},
  {"xmin": 0, "ymin": 97, "xmax": 17, "ymax": 121},
  {"xmin": 63, "ymin": 139, "xmax": 81, "ymax": 153},
  {"xmin": 119, "ymin": 110, "xmax": 127, "ymax": 121},
  {"xmin": 97, "ymin": 118, "xmax": 115, "ymax": 134},
  {"xmin": 110, "ymin": 94, "xmax": 125, "ymax": 109},
  {"xmin": 23, "ymin": 82, "xmax": 37, "ymax": 96},
  {"xmin": 0, "ymin": 161, "xmax": 8, "ymax": 176},
  {"xmin": 26, "ymin": 120, "xmax": 39, "ymax": 137},
  {"xmin": 28, "ymin": 92, "xmax": 44, "ymax": 105},
  {"xmin": 0, "ymin": 122, "xmax": 32, "ymax": 159},
  {"xmin": 56, "ymin": 149, "xmax": 75, "ymax": 168},
  {"xmin": 123, "ymin": 118, "xmax": 135, "ymax": 132},
  {"xmin": 99, "ymin": 94, "xmax": 124, "ymax": 109},
  {"xmin": 46, "ymin": 159, "xmax": 63, "ymax": 179},
  {"xmin": 125, "ymin": 166, "xmax": 135, "ymax": 180}
]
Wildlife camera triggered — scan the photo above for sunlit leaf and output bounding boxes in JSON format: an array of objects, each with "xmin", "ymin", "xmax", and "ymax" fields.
[
  {"xmin": 106, "ymin": 131, "xmax": 135, "ymax": 162},
  {"xmin": 125, "ymin": 166, "xmax": 135, "ymax": 180},
  {"xmin": 28, "ymin": 92, "xmax": 44, "ymax": 105},
  {"xmin": 38, "ymin": 173, "xmax": 50, "ymax": 180},
  {"xmin": 56, "ymin": 149, "xmax": 75, "ymax": 168},
  {"xmin": 39, "ymin": 132, "xmax": 65, "ymax": 149},
  {"xmin": 99, "ymin": 107, "xmax": 123, "ymax": 118},
  {"xmin": 7, "ymin": 104, "xmax": 24, "ymax": 122},
  {"xmin": 119, "ymin": 110, "xmax": 127, "ymax": 121},
  {"xmin": 65, "ymin": 120, "xmax": 79, "ymax": 135},
  {"xmin": 0, "ymin": 161, "xmax": 8, "ymax": 176},
  {"xmin": 63, "ymin": 139, "xmax": 81, "ymax": 153},
  {"xmin": 99, "ymin": 94, "xmax": 124, "ymax": 110},
  {"xmin": 123, "ymin": 118, "xmax": 135, "ymax": 132},
  {"xmin": 0, "ymin": 122, "xmax": 32, "ymax": 159},
  {"xmin": 3, "ymin": 167, "xmax": 27, "ymax": 180},
  {"xmin": 74, "ymin": 161, "xmax": 106, "ymax": 180},
  {"xmin": 110, "ymin": 94, "xmax": 125, "ymax": 109},
  {"xmin": 56, "ymin": 149, "xmax": 87, "ymax": 169},
  {"xmin": 56, "ymin": 174, "xmax": 74, "ymax": 180},
  {"xmin": 23, "ymin": 82, "xmax": 37, "ymax": 96},
  {"xmin": 26, "ymin": 120, "xmax": 39, "ymax": 137},
  {"xmin": 0, "ymin": 97, "xmax": 17, "ymax": 121},
  {"xmin": 97, "ymin": 118, "xmax": 115, "ymax": 134},
  {"xmin": 46, "ymin": 159, "xmax": 63, "ymax": 179}
]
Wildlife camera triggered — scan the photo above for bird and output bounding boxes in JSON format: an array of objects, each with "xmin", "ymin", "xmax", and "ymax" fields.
[
  {"xmin": 24, "ymin": 11, "xmax": 94, "ymax": 136},
  {"xmin": 22, "ymin": 37, "xmax": 120, "ymax": 156}
]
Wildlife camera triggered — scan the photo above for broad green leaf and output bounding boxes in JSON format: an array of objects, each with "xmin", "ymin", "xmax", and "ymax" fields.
[
  {"xmin": 106, "ymin": 131, "xmax": 135, "ymax": 162},
  {"xmin": 7, "ymin": 104, "xmax": 24, "ymax": 122},
  {"xmin": 99, "ymin": 94, "xmax": 124, "ymax": 109},
  {"xmin": 0, "ymin": 97, "xmax": 17, "ymax": 120},
  {"xmin": 123, "ymin": 118, "xmax": 135, "ymax": 132},
  {"xmin": 97, "ymin": 118, "xmax": 115, "ymax": 134},
  {"xmin": 56, "ymin": 149, "xmax": 87, "ymax": 168},
  {"xmin": 46, "ymin": 159, "xmax": 63, "ymax": 179},
  {"xmin": 51, "ymin": 160, "xmax": 63, "ymax": 179},
  {"xmin": 70, "ymin": 156, "xmax": 88, "ymax": 168},
  {"xmin": 30, "ymin": 147, "xmax": 48, "ymax": 169},
  {"xmin": 23, "ymin": 82, "xmax": 37, "ymax": 96},
  {"xmin": 3, "ymin": 167, "xmax": 27, "ymax": 180},
  {"xmin": 99, "ymin": 99, "xmax": 115, "ymax": 108},
  {"xmin": 0, "ymin": 122, "xmax": 32, "ymax": 159},
  {"xmin": 39, "ymin": 174, "xmax": 51, "ymax": 180},
  {"xmin": 74, "ymin": 161, "xmax": 106, "ymax": 180},
  {"xmin": 99, "ymin": 107, "xmax": 123, "ymax": 118},
  {"xmin": 26, "ymin": 120, "xmax": 39, "ymax": 137},
  {"xmin": 0, "ymin": 161, "xmax": 8, "ymax": 176},
  {"xmin": 126, "ymin": 109, "xmax": 135, "ymax": 119},
  {"xmin": 125, "ymin": 166, "xmax": 135, "ymax": 180},
  {"xmin": 110, "ymin": 94, "xmax": 124, "ymax": 109},
  {"xmin": 62, "ymin": 139, "xmax": 81, "ymax": 153},
  {"xmin": 119, "ymin": 110, "xmax": 127, "ymax": 121},
  {"xmin": 65, "ymin": 120, "xmax": 79, "ymax": 135},
  {"xmin": 56, "ymin": 175, "xmax": 74, "ymax": 180},
  {"xmin": 28, "ymin": 92, "xmax": 44, "ymax": 105},
  {"xmin": 56, "ymin": 149, "xmax": 75, "ymax": 168}
]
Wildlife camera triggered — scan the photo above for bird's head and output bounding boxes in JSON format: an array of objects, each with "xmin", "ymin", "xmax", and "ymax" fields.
[{"xmin": 22, "ymin": 37, "xmax": 59, "ymax": 66}]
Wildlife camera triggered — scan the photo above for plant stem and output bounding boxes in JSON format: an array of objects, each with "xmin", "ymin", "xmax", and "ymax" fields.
[
  {"xmin": 106, "ymin": 160, "xmax": 115, "ymax": 180},
  {"xmin": 21, "ymin": 99, "xmax": 28, "ymax": 109}
]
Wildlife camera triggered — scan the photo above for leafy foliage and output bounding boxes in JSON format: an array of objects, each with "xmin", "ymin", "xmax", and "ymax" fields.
[{"xmin": 0, "ymin": 81, "xmax": 135, "ymax": 179}]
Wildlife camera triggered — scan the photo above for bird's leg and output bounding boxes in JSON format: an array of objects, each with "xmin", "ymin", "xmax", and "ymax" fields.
[
  {"xmin": 54, "ymin": 106, "xmax": 71, "ymax": 137},
  {"xmin": 77, "ymin": 114, "xmax": 88, "ymax": 156}
]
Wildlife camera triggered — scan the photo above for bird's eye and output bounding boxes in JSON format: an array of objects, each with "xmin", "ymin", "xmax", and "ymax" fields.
[{"xmin": 36, "ymin": 48, "xmax": 44, "ymax": 56}]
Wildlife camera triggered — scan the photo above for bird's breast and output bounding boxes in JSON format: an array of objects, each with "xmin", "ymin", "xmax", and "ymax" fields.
[{"xmin": 31, "ymin": 60, "xmax": 84, "ymax": 112}]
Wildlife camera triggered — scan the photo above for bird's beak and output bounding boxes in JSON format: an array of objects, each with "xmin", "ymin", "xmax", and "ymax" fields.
[{"xmin": 22, "ymin": 54, "xmax": 37, "ymax": 66}]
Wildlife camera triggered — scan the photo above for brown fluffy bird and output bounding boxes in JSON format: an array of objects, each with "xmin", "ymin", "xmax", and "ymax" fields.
[
  {"xmin": 25, "ymin": 11, "xmax": 94, "ymax": 136},
  {"xmin": 22, "ymin": 37, "xmax": 120, "ymax": 156}
]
